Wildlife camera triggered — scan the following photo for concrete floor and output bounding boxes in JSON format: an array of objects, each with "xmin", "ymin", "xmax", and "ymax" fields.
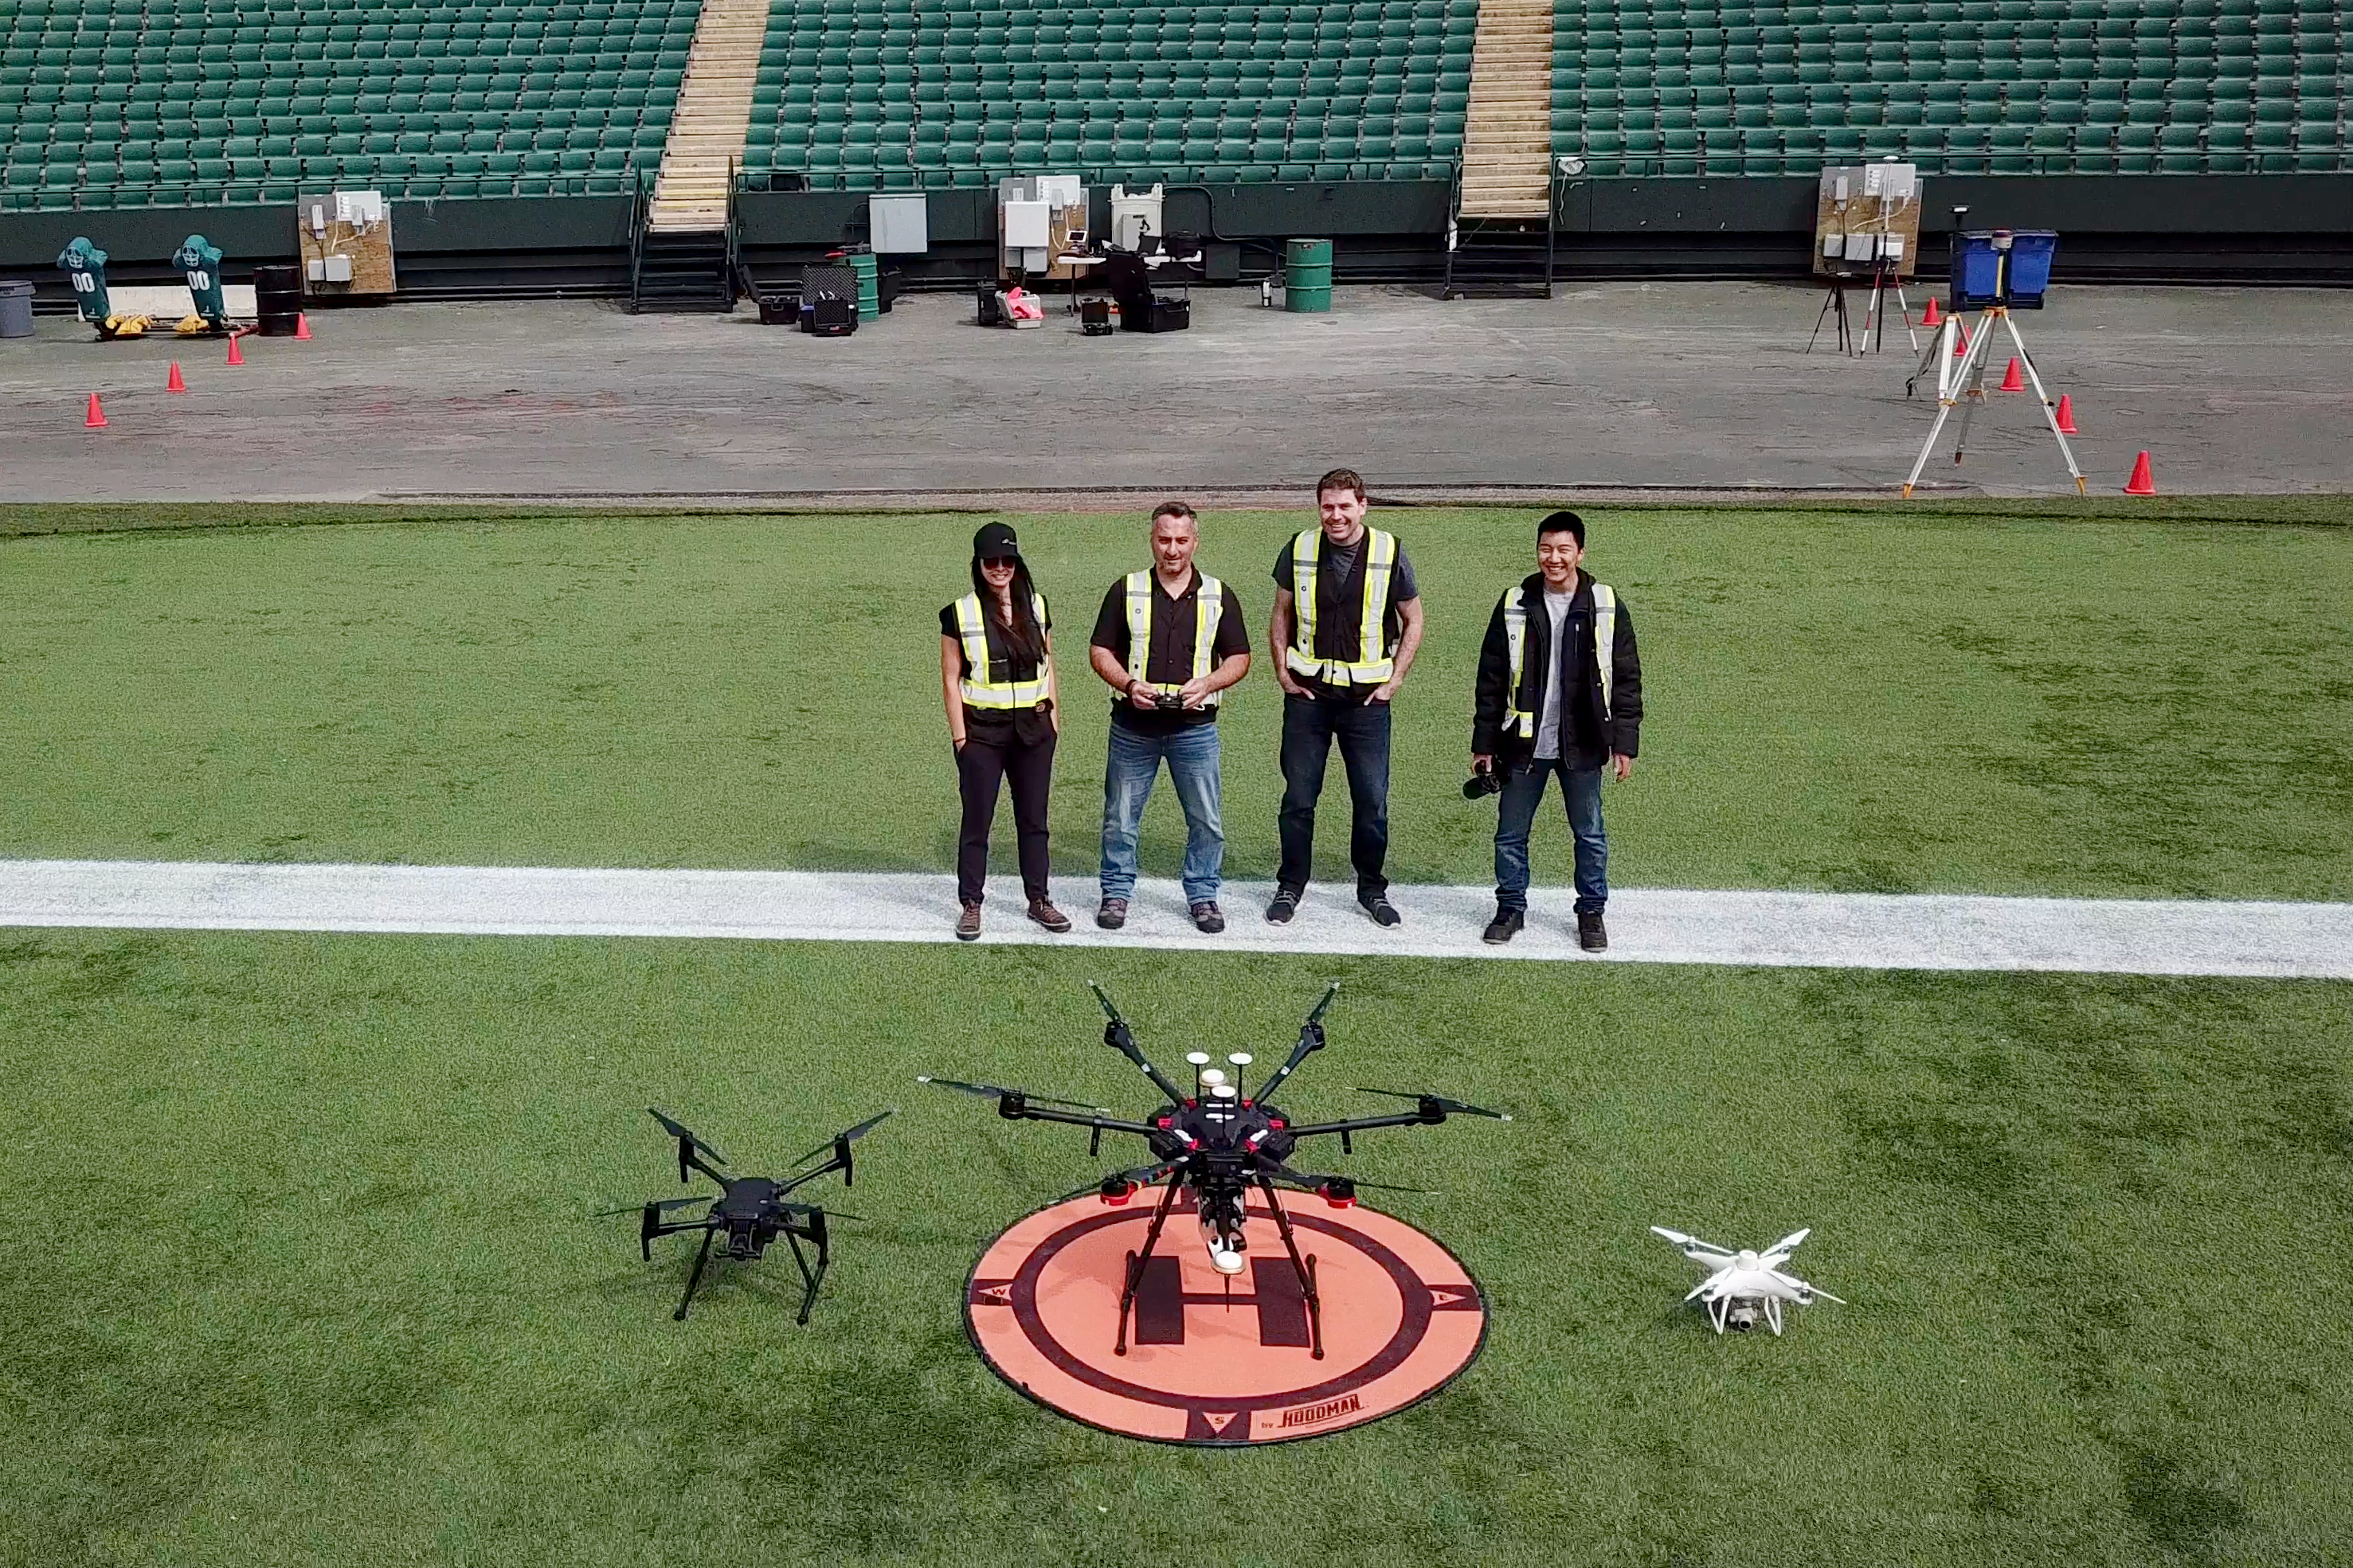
[{"xmin": 4, "ymin": 282, "xmax": 2348, "ymax": 502}]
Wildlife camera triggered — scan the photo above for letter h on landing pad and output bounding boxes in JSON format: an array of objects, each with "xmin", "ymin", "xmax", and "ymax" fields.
[{"xmin": 1129, "ymin": 1255, "xmax": 1314, "ymax": 1348}]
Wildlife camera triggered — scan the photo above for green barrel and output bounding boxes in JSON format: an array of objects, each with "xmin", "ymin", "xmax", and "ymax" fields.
[
  {"xmin": 1283, "ymin": 237, "xmax": 1332, "ymax": 312},
  {"xmin": 848, "ymin": 251, "xmax": 879, "ymax": 320}
]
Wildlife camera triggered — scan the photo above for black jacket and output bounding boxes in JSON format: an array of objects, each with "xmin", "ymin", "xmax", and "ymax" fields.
[{"xmin": 1471, "ymin": 570, "xmax": 1642, "ymax": 760}]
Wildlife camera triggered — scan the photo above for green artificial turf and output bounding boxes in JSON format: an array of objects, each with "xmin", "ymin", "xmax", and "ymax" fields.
[
  {"xmin": 2, "ymin": 930, "xmax": 2348, "ymax": 1566},
  {"xmin": 2, "ymin": 505, "xmax": 2348, "ymax": 898}
]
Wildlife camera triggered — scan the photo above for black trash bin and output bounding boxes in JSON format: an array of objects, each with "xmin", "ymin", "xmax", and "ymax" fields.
[{"xmin": 252, "ymin": 263, "xmax": 302, "ymax": 334}]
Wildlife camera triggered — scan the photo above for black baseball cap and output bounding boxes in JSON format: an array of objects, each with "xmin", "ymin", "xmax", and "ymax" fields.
[{"xmin": 972, "ymin": 522, "xmax": 1021, "ymax": 561}]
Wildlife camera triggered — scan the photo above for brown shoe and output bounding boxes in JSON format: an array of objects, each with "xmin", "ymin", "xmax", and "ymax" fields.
[
  {"xmin": 955, "ymin": 903, "xmax": 982, "ymax": 941},
  {"xmin": 1096, "ymin": 897, "xmax": 1129, "ymax": 930},
  {"xmin": 1028, "ymin": 897, "xmax": 1072, "ymax": 934}
]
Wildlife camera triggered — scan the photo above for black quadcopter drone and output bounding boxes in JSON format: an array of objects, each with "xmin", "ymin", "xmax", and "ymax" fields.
[
  {"xmin": 609, "ymin": 1106, "xmax": 891, "ymax": 1322},
  {"xmin": 922, "ymin": 982, "xmax": 1507, "ymax": 1359}
]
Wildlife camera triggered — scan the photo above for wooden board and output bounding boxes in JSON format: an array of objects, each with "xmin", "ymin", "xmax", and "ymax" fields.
[
  {"xmin": 294, "ymin": 192, "xmax": 397, "ymax": 297},
  {"xmin": 1813, "ymin": 164, "xmax": 1921, "ymax": 279}
]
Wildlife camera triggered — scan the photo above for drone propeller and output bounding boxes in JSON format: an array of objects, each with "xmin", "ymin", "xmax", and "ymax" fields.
[
  {"xmin": 591, "ymin": 1195, "xmax": 710, "ymax": 1218},
  {"xmin": 1759, "ymin": 1227, "xmax": 1811, "ymax": 1261},
  {"xmin": 1351, "ymin": 1087, "xmax": 1513, "ymax": 1121},
  {"xmin": 1768, "ymin": 1269, "xmax": 1845, "ymax": 1305},
  {"xmin": 646, "ymin": 1108, "xmax": 726, "ymax": 1165},
  {"xmin": 916, "ymin": 1076, "xmax": 1110, "ymax": 1113},
  {"xmin": 1651, "ymin": 1225, "xmax": 1736, "ymax": 1259},
  {"xmin": 789, "ymin": 1109, "xmax": 896, "ymax": 1169}
]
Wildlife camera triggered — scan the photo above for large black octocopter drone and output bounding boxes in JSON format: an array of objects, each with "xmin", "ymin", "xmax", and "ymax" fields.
[
  {"xmin": 607, "ymin": 1107, "xmax": 892, "ymax": 1322},
  {"xmin": 922, "ymin": 982, "xmax": 1507, "ymax": 1360}
]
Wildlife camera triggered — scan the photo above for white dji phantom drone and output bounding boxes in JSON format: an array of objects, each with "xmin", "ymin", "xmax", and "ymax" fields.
[{"xmin": 1651, "ymin": 1226, "xmax": 1845, "ymax": 1335}]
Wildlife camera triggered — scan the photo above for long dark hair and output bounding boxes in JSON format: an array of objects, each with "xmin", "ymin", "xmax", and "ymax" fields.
[{"xmin": 969, "ymin": 553, "xmax": 1044, "ymax": 655}]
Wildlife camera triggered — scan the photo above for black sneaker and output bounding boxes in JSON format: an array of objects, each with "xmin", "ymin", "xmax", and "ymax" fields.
[
  {"xmin": 1096, "ymin": 897, "xmax": 1128, "ymax": 930},
  {"xmin": 1189, "ymin": 901, "xmax": 1225, "ymax": 934},
  {"xmin": 1266, "ymin": 886, "xmax": 1302, "ymax": 924},
  {"xmin": 1483, "ymin": 907, "xmax": 1524, "ymax": 945},
  {"xmin": 1358, "ymin": 891, "xmax": 1401, "ymax": 928},
  {"xmin": 1577, "ymin": 911, "xmax": 1608, "ymax": 952}
]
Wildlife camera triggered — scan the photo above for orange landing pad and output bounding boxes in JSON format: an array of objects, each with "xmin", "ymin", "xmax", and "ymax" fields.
[{"xmin": 965, "ymin": 1191, "xmax": 1487, "ymax": 1445}]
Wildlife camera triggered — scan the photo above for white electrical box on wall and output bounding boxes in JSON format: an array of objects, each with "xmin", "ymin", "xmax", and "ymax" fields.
[
  {"xmin": 1002, "ymin": 200, "xmax": 1051, "ymax": 249},
  {"xmin": 870, "ymin": 193, "xmax": 929, "ymax": 254}
]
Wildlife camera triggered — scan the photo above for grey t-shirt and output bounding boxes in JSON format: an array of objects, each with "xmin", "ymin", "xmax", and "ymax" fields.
[{"xmin": 1533, "ymin": 586, "xmax": 1575, "ymax": 760}]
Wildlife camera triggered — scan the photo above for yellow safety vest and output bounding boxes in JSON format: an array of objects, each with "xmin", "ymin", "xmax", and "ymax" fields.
[
  {"xmin": 1500, "ymin": 580, "xmax": 1617, "ymax": 740},
  {"xmin": 953, "ymin": 590, "xmax": 1051, "ymax": 710},
  {"xmin": 1123, "ymin": 569, "xmax": 1224, "ymax": 706},
  {"xmin": 1286, "ymin": 526, "xmax": 1398, "ymax": 686}
]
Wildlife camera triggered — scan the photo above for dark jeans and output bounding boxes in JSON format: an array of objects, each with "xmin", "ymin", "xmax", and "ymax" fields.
[
  {"xmin": 1276, "ymin": 693, "xmax": 1392, "ymax": 897},
  {"xmin": 1494, "ymin": 756, "xmax": 1607, "ymax": 915},
  {"xmin": 956, "ymin": 729, "xmax": 1055, "ymax": 906}
]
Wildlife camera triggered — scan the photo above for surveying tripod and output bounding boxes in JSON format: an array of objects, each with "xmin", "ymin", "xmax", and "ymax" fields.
[{"xmin": 1901, "ymin": 304, "xmax": 2084, "ymax": 497}]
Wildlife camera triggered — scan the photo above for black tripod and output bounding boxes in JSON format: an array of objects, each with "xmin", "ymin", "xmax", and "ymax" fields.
[{"xmin": 1808, "ymin": 275, "xmax": 1858, "ymax": 355}]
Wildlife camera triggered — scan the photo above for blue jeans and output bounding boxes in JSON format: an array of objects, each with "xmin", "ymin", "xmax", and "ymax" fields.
[
  {"xmin": 1100, "ymin": 718, "xmax": 1225, "ymax": 904},
  {"xmin": 1277, "ymin": 693, "xmax": 1392, "ymax": 897},
  {"xmin": 1494, "ymin": 757, "xmax": 1607, "ymax": 915}
]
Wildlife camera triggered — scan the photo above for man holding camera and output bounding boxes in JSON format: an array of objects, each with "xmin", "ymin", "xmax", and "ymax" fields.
[
  {"xmin": 1089, "ymin": 502, "xmax": 1254, "ymax": 933},
  {"xmin": 1470, "ymin": 510, "xmax": 1642, "ymax": 951}
]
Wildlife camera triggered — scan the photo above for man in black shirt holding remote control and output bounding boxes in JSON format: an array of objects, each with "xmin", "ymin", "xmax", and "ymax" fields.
[{"xmin": 1087, "ymin": 502, "xmax": 1255, "ymax": 933}]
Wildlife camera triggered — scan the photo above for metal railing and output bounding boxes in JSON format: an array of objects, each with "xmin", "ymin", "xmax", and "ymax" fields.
[{"xmin": 625, "ymin": 161, "xmax": 651, "ymax": 306}]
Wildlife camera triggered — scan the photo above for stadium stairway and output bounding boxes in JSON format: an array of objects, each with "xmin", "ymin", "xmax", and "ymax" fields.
[
  {"xmin": 1460, "ymin": 0, "xmax": 1553, "ymax": 215},
  {"xmin": 634, "ymin": 0, "xmax": 769, "ymax": 309},
  {"xmin": 649, "ymin": 0, "xmax": 770, "ymax": 229},
  {"xmin": 1447, "ymin": 0, "xmax": 1555, "ymax": 296}
]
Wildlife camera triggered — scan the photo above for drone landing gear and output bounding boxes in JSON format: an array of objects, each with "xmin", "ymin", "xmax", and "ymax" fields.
[
  {"xmin": 1110, "ymin": 1178, "xmax": 1326, "ymax": 1361},
  {"xmin": 675, "ymin": 1228, "xmax": 718, "ymax": 1321},
  {"xmin": 1115, "ymin": 1177, "xmax": 1186, "ymax": 1356},
  {"xmin": 664, "ymin": 1210, "xmax": 832, "ymax": 1324},
  {"xmin": 1257, "ymin": 1175, "xmax": 1325, "ymax": 1361},
  {"xmin": 784, "ymin": 1214, "xmax": 831, "ymax": 1327}
]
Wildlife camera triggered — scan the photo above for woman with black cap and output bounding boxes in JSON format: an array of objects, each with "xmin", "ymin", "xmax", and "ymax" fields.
[{"xmin": 940, "ymin": 521, "xmax": 1071, "ymax": 940}]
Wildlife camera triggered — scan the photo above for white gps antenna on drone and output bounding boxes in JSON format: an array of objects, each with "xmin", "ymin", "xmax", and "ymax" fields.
[{"xmin": 1186, "ymin": 1051, "xmax": 1212, "ymax": 1097}]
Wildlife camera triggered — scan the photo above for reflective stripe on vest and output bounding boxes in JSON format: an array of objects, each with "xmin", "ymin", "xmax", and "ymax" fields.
[
  {"xmin": 954, "ymin": 590, "xmax": 1051, "ymax": 710},
  {"xmin": 1286, "ymin": 526, "xmax": 1397, "ymax": 686},
  {"xmin": 1501, "ymin": 580, "xmax": 1617, "ymax": 740},
  {"xmin": 1501, "ymin": 588, "xmax": 1533, "ymax": 739},
  {"xmin": 1124, "ymin": 569, "xmax": 1223, "ymax": 706}
]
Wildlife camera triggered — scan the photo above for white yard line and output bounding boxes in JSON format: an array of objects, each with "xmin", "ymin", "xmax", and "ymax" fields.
[{"xmin": 2, "ymin": 860, "xmax": 2347, "ymax": 979}]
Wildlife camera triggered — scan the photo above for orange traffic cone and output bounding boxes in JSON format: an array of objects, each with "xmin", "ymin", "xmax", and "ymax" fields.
[
  {"xmin": 294, "ymin": 313, "xmax": 311, "ymax": 340},
  {"xmin": 226, "ymin": 333, "xmax": 245, "ymax": 366},
  {"xmin": 1952, "ymin": 323, "xmax": 1970, "ymax": 358},
  {"xmin": 84, "ymin": 393, "xmax": 108, "ymax": 428},
  {"xmin": 166, "ymin": 361, "xmax": 187, "ymax": 393},
  {"xmin": 1922, "ymin": 296, "xmax": 1943, "ymax": 327},
  {"xmin": 2054, "ymin": 394, "xmax": 2078, "ymax": 434},
  {"xmin": 1999, "ymin": 356, "xmax": 2026, "ymax": 392},
  {"xmin": 2124, "ymin": 451, "xmax": 2156, "ymax": 495}
]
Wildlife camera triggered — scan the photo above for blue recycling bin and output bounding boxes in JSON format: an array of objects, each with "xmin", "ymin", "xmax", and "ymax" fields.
[
  {"xmin": 1949, "ymin": 229, "xmax": 2058, "ymax": 311},
  {"xmin": 57, "ymin": 237, "xmax": 111, "ymax": 324},
  {"xmin": 173, "ymin": 233, "xmax": 227, "ymax": 326},
  {"xmin": 2005, "ymin": 229, "xmax": 2057, "ymax": 307}
]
